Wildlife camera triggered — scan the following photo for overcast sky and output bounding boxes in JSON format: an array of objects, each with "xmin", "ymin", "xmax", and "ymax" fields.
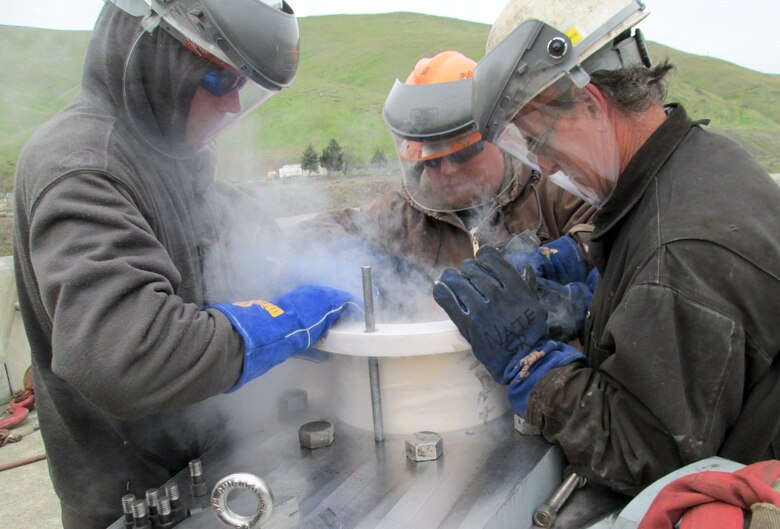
[{"xmin": 2, "ymin": 0, "xmax": 778, "ymax": 74}]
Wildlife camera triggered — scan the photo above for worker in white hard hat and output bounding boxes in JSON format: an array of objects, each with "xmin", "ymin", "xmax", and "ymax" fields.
[
  {"xmin": 433, "ymin": 0, "xmax": 780, "ymax": 494},
  {"xmin": 289, "ymin": 50, "xmax": 596, "ymax": 336}
]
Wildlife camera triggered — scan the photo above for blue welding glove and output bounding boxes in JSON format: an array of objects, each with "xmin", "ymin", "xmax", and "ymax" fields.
[
  {"xmin": 207, "ymin": 285, "xmax": 359, "ymax": 391},
  {"xmin": 504, "ymin": 235, "xmax": 588, "ymax": 285},
  {"xmin": 432, "ymin": 245, "xmax": 550, "ymax": 382},
  {"xmin": 505, "ymin": 339, "xmax": 586, "ymax": 417},
  {"xmin": 536, "ymin": 278, "xmax": 593, "ymax": 342},
  {"xmin": 433, "ymin": 246, "xmax": 585, "ymax": 417}
]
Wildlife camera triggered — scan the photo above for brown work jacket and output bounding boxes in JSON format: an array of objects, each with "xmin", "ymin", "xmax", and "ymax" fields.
[{"xmin": 293, "ymin": 158, "xmax": 595, "ymax": 278}]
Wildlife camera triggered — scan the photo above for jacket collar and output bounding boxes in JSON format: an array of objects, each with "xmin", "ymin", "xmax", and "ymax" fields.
[{"xmin": 591, "ymin": 104, "xmax": 697, "ymax": 241}]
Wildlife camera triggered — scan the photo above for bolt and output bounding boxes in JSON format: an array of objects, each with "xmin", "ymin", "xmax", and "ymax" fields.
[
  {"xmin": 121, "ymin": 494, "xmax": 135, "ymax": 528},
  {"xmin": 189, "ymin": 458, "xmax": 209, "ymax": 514},
  {"xmin": 156, "ymin": 497, "xmax": 175, "ymax": 529},
  {"xmin": 131, "ymin": 499, "xmax": 151, "ymax": 529},
  {"xmin": 164, "ymin": 482, "xmax": 188, "ymax": 523},
  {"xmin": 144, "ymin": 488, "xmax": 159, "ymax": 518},
  {"xmin": 299, "ymin": 420, "xmax": 335, "ymax": 449},
  {"xmin": 532, "ymin": 471, "xmax": 587, "ymax": 527},
  {"xmin": 547, "ymin": 37, "xmax": 568, "ymax": 59},
  {"xmin": 405, "ymin": 431, "xmax": 443, "ymax": 462},
  {"xmin": 189, "ymin": 459, "xmax": 207, "ymax": 497}
]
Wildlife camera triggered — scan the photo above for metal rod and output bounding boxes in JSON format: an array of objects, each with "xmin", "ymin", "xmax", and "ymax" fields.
[
  {"xmin": 361, "ymin": 265, "xmax": 383, "ymax": 441},
  {"xmin": 368, "ymin": 356, "xmax": 384, "ymax": 442},
  {"xmin": 361, "ymin": 266, "xmax": 376, "ymax": 333},
  {"xmin": 533, "ymin": 471, "xmax": 586, "ymax": 527}
]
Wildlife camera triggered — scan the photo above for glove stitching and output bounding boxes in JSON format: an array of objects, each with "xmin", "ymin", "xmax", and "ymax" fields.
[{"xmin": 283, "ymin": 301, "xmax": 361, "ymax": 343}]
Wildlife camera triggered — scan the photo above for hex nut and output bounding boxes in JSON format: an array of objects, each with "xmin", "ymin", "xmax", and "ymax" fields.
[
  {"xmin": 298, "ymin": 420, "xmax": 335, "ymax": 449},
  {"xmin": 405, "ymin": 431, "xmax": 443, "ymax": 462},
  {"xmin": 514, "ymin": 414, "xmax": 541, "ymax": 436}
]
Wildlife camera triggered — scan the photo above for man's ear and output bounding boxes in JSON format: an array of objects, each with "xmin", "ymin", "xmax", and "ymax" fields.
[
  {"xmin": 582, "ymin": 83, "xmax": 613, "ymax": 131},
  {"xmin": 584, "ymin": 83, "xmax": 610, "ymax": 114}
]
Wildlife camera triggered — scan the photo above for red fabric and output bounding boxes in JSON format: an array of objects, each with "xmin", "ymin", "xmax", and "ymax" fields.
[
  {"xmin": 0, "ymin": 402, "xmax": 29, "ymax": 429},
  {"xmin": 638, "ymin": 460, "xmax": 780, "ymax": 529},
  {"xmin": 679, "ymin": 502, "xmax": 744, "ymax": 529}
]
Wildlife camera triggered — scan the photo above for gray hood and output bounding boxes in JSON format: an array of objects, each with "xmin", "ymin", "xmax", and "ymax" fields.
[{"xmin": 81, "ymin": 2, "xmax": 212, "ymax": 157}]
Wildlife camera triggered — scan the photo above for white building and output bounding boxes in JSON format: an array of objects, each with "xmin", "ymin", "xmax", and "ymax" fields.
[{"xmin": 278, "ymin": 164, "xmax": 303, "ymax": 178}]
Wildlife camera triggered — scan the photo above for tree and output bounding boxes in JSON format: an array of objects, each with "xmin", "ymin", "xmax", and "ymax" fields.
[
  {"xmin": 370, "ymin": 150, "xmax": 388, "ymax": 169},
  {"xmin": 320, "ymin": 139, "xmax": 344, "ymax": 176},
  {"xmin": 300, "ymin": 144, "xmax": 319, "ymax": 175},
  {"xmin": 342, "ymin": 151, "xmax": 364, "ymax": 177}
]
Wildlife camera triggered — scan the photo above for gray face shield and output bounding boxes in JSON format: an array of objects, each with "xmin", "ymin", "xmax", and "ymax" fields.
[
  {"xmin": 108, "ymin": 0, "xmax": 299, "ymax": 154},
  {"xmin": 383, "ymin": 79, "xmax": 515, "ymax": 213},
  {"xmin": 472, "ymin": 3, "xmax": 651, "ymax": 207}
]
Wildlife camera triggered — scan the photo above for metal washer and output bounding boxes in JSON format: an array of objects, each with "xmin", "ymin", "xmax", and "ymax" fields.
[{"xmin": 211, "ymin": 473, "xmax": 274, "ymax": 528}]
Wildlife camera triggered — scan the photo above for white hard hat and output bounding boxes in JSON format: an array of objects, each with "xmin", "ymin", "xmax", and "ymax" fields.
[
  {"xmin": 487, "ymin": 0, "xmax": 649, "ymax": 55},
  {"xmin": 474, "ymin": 0, "xmax": 650, "ymax": 143}
]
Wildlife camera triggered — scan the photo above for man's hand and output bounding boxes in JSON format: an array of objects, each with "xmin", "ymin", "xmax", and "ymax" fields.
[
  {"xmin": 504, "ymin": 234, "xmax": 589, "ymax": 285},
  {"xmin": 433, "ymin": 246, "xmax": 586, "ymax": 417},
  {"xmin": 207, "ymin": 285, "xmax": 359, "ymax": 391},
  {"xmin": 432, "ymin": 246, "xmax": 548, "ymax": 383},
  {"xmin": 536, "ymin": 278, "xmax": 592, "ymax": 342}
]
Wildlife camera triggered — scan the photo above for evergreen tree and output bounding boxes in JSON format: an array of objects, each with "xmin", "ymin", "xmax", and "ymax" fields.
[
  {"xmin": 320, "ymin": 139, "xmax": 345, "ymax": 175},
  {"xmin": 300, "ymin": 144, "xmax": 319, "ymax": 175},
  {"xmin": 370, "ymin": 150, "xmax": 388, "ymax": 168}
]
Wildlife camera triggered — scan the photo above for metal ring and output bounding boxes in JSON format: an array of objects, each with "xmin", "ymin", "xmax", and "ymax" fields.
[{"xmin": 211, "ymin": 473, "xmax": 274, "ymax": 528}]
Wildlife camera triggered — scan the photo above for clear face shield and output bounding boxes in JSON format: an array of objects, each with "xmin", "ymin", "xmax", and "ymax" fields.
[
  {"xmin": 393, "ymin": 130, "xmax": 514, "ymax": 213},
  {"xmin": 496, "ymin": 81, "xmax": 620, "ymax": 208},
  {"xmin": 177, "ymin": 43, "xmax": 278, "ymax": 147},
  {"xmin": 114, "ymin": 0, "xmax": 298, "ymax": 155},
  {"xmin": 383, "ymin": 78, "xmax": 514, "ymax": 213},
  {"xmin": 473, "ymin": 3, "xmax": 649, "ymax": 208}
]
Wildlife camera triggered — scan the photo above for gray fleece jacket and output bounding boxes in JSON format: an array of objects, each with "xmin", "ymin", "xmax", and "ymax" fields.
[{"xmin": 12, "ymin": 4, "xmax": 275, "ymax": 527}]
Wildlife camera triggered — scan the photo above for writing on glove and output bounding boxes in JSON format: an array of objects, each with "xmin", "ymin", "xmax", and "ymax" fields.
[{"xmin": 433, "ymin": 246, "xmax": 585, "ymax": 416}]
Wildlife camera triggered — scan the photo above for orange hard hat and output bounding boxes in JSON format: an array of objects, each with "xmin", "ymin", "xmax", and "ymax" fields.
[{"xmin": 405, "ymin": 51, "xmax": 476, "ymax": 85}]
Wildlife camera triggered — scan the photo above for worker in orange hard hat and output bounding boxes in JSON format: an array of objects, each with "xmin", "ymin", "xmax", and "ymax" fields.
[
  {"xmin": 289, "ymin": 50, "xmax": 595, "ymax": 331},
  {"xmin": 384, "ymin": 50, "xmax": 509, "ymax": 213}
]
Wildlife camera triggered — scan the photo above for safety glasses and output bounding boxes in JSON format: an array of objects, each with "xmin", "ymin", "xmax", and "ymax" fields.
[
  {"xmin": 201, "ymin": 68, "xmax": 248, "ymax": 97},
  {"xmin": 420, "ymin": 140, "xmax": 485, "ymax": 169}
]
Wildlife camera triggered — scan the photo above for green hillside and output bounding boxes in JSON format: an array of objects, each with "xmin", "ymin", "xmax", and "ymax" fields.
[{"xmin": 1, "ymin": 14, "xmax": 779, "ymax": 191}]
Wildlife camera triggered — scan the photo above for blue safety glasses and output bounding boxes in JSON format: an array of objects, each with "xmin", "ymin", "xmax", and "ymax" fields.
[{"xmin": 201, "ymin": 68, "xmax": 248, "ymax": 97}]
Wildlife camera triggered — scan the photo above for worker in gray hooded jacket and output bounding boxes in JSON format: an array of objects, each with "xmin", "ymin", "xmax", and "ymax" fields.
[{"xmin": 12, "ymin": 1, "xmax": 355, "ymax": 527}]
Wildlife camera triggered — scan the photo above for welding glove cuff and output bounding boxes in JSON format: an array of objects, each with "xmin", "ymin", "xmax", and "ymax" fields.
[
  {"xmin": 506, "ymin": 339, "xmax": 587, "ymax": 417},
  {"xmin": 208, "ymin": 285, "xmax": 359, "ymax": 391},
  {"xmin": 505, "ymin": 235, "xmax": 588, "ymax": 285},
  {"xmin": 433, "ymin": 246, "xmax": 549, "ymax": 383}
]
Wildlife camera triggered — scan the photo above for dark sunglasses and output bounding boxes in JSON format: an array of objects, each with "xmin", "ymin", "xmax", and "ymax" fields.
[
  {"xmin": 419, "ymin": 140, "xmax": 485, "ymax": 169},
  {"xmin": 201, "ymin": 69, "xmax": 247, "ymax": 97}
]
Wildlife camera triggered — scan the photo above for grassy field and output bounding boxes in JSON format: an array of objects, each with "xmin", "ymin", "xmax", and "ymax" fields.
[
  {"xmin": 1, "ymin": 13, "xmax": 778, "ymax": 255},
  {"xmin": 2, "ymin": 14, "xmax": 780, "ymax": 191}
]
